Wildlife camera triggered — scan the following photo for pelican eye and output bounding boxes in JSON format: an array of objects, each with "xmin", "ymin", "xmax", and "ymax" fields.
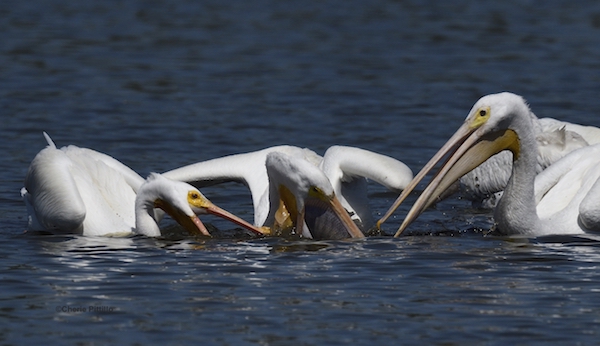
[
  {"xmin": 309, "ymin": 186, "xmax": 332, "ymax": 201},
  {"xmin": 470, "ymin": 106, "xmax": 491, "ymax": 129},
  {"xmin": 188, "ymin": 190, "xmax": 210, "ymax": 208}
]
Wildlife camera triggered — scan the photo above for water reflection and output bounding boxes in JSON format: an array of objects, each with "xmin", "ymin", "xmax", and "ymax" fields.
[
  {"xmin": 33, "ymin": 236, "xmax": 136, "ymax": 297},
  {"xmin": 531, "ymin": 234, "xmax": 600, "ymax": 263},
  {"xmin": 3, "ymin": 225, "xmax": 600, "ymax": 344}
]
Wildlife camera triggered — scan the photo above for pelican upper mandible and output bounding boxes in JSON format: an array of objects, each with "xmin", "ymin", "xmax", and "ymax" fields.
[
  {"xmin": 264, "ymin": 152, "xmax": 365, "ymax": 240},
  {"xmin": 378, "ymin": 92, "xmax": 600, "ymax": 237},
  {"xmin": 21, "ymin": 133, "xmax": 266, "ymax": 237}
]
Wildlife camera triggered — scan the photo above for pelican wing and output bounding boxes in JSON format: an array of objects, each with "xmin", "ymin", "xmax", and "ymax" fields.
[
  {"xmin": 579, "ymin": 178, "xmax": 600, "ymax": 232},
  {"xmin": 321, "ymin": 146, "xmax": 412, "ymax": 191},
  {"xmin": 64, "ymin": 146, "xmax": 145, "ymax": 192},
  {"xmin": 540, "ymin": 117, "xmax": 600, "ymax": 145},
  {"xmin": 163, "ymin": 145, "xmax": 321, "ymax": 226},
  {"xmin": 535, "ymin": 144, "xmax": 600, "ymax": 232},
  {"xmin": 64, "ymin": 146, "xmax": 139, "ymax": 235}
]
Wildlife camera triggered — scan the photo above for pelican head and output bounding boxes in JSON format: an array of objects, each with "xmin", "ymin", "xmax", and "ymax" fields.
[
  {"xmin": 378, "ymin": 92, "xmax": 537, "ymax": 236},
  {"xmin": 136, "ymin": 173, "xmax": 267, "ymax": 237},
  {"xmin": 265, "ymin": 152, "xmax": 364, "ymax": 240}
]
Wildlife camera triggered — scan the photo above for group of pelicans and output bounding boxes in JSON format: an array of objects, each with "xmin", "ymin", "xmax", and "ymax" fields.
[{"xmin": 21, "ymin": 92, "xmax": 600, "ymax": 240}]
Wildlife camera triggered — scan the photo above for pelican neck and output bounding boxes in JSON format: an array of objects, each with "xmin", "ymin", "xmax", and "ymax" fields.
[{"xmin": 494, "ymin": 109, "xmax": 541, "ymax": 235}]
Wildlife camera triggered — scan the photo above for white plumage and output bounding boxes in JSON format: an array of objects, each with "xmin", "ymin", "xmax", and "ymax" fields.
[
  {"xmin": 21, "ymin": 133, "xmax": 264, "ymax": 237},
  {"xmin": 534, "ymin": 144, "xmax": 600, "ymax": 233}
]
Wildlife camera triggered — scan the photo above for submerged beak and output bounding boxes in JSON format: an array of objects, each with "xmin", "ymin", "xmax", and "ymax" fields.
[
  {"xmin": 155, "ymin": 199, "xmax": 212, "ymax": 236},
  {"xmin": 377, "ymin": 122, "xmax": 519, "ymax": 237}
]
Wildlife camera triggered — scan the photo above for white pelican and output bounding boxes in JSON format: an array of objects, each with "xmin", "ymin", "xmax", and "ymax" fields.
[
  {"xmin": 377, "ymin": 92, "xmax": 600, "ymax": 237},
  {"xmin": 264, "ymin": 152, "xmax": 365, "ymax": 240},
  {"xmin": 163, "ymin": 145, "xmax": 412, "ymax": 231},
  {"xmin": 21, "ymin": 133, "xmax": 266, "ymax": 237}
]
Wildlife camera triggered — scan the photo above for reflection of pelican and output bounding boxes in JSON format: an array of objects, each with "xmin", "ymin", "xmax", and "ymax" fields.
[
  {"xmin": 264, "ymin": 152, "xmax": 364, "ymax": 240},
  {"xmin": 163, "ymin": 145, "xmax": 412, "ymax": 231},
  {"xmin": 378, "ymin": 92, "xmax": 600, "ymax": 237},
  {"xmin": 21, "ymin": 133, "xmax": 265, "ymax": 237}
]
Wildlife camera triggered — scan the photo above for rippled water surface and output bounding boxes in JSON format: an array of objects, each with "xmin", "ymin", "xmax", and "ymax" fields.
[{"xmin": 2, "ymin": 0, "xmax": 600, "ymax": 344}]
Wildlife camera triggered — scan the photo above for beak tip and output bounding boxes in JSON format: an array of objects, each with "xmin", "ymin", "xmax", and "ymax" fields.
[
  {"xmin": 257, "ymin": 226, "xmax": 272, "ymax": 236},
  {"xmin": 192, "ymin": 215, "xmax": 212, "ymax": 237}
]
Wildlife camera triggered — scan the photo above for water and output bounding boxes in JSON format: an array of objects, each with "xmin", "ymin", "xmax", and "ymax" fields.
[{"xmin": 2, "ymin": 0, "xmax": 600, "ymax": 344}]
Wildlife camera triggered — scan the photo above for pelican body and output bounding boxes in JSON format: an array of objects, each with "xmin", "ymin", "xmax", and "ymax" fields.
[
  {"xmin": 378, "ymin": 92, "xmax": 600, "ymax": 237},
  {"xmin": 22, "ymin": 133, "xmax": 265, "ymax": 237}
]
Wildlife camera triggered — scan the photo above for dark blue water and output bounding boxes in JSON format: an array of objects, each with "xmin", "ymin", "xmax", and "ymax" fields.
[{"xmin": 2, "ymin": 0, "xmax": 600, "ymax": 344}]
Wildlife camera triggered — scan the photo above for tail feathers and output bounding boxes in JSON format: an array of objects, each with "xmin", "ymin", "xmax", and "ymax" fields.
[{"xmin": 43, "ymin": 132, "xmax": 56, "ymax": 149}]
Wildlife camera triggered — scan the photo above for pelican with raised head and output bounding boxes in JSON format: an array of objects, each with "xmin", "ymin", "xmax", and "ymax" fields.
[
  {"xmin": 21, "ymin": 133, "xmax": 267, "ymax": 237},
  {"xmin": 378, "ymin": 92, "xmax": 600, "ymax": 237}
]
